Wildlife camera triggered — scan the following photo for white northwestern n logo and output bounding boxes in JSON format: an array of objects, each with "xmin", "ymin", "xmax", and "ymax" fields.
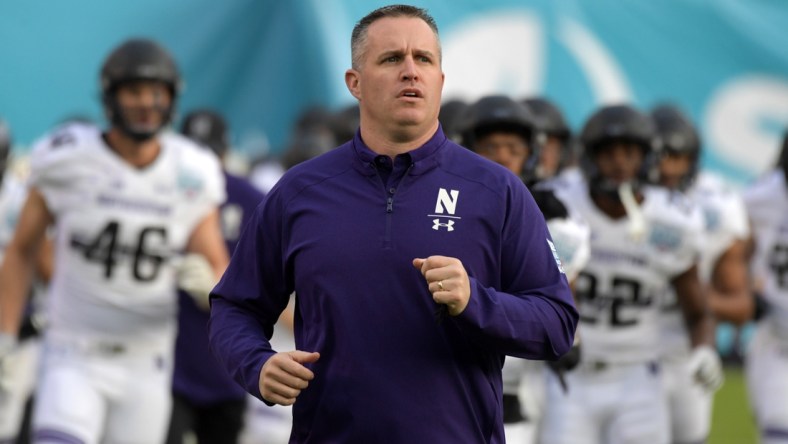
[{"xmin": 435, "ymin": 188, "xmax": 460, "ymax": 215}]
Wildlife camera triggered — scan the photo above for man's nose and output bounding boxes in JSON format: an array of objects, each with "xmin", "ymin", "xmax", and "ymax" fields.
[{"xmin": 401, "ymin": 56, "xmax": 419, "ymax": 81}]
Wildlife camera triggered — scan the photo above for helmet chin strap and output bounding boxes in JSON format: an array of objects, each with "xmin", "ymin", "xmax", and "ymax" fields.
[
  {"xmin": 119, "ymin": 124, "xmax": 159, "ymax": 142},
  {"xmin": 109, "ymin": 101, "xmax": 172, "ymax": 143},
  {"xmin": 618, "ymin": 181, "xmax": 646, "ymax": 241}
]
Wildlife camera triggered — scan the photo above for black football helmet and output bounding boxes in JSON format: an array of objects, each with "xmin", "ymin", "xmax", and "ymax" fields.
[
  {"xmin": 459, "ymin": 95, "xmax": 542, "ymax": 182},
  {"xmin": 330, "ymin": 104, "xmax": 360, "ymax": 145},
  {"xmin": 580, "ymin": 104, "xmax": 657, "ymax": 196},
  {"xmin": 650, "ymin": 104, "xmax": 701, "ymax": 190},
  {"xmin": 181, "ymin": 109, "xmax": 229, "ymax": 157},
  {"xmin": 100, "ymin": 38, "xmax": 181, "ymax": 141},
  {"xmin": 0, "ymin": 119, "xmax": 10, "ymax": 185},
  {"xmin": 523, "ymin": 97, "xmax": 573, "ymax": 177},
  {"xmin": 439, "ymin": 99, "xmax": 469, "ymax": 143},
  {"xmin": 523, "ymin": 97, "xmax": 570, "ymax": 139}
]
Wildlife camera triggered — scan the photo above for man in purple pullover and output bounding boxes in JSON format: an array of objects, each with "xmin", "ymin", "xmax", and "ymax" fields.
[
  {"xmin": 168, "ymin": 110, "xmax": 266, "ymax": 443},
  {"xmin": 208, "ymin": 5, "xmax": 578, "ymax": 443}
]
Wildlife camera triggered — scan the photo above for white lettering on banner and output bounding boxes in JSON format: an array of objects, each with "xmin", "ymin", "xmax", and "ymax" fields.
[
  {"xmin": 442, "ymin": 10, "xmax": 544, "ymax": 101},
  {"xmin": 557, "ymin": 17, "xmax": 633, "ymax": 104},
  {"xmin": 704, "ymin": 75, "xmax": 788, "ymax": 182},
  {"xmin": 433, "ymin": 8, "xmax": 788, "ymax": 186}
]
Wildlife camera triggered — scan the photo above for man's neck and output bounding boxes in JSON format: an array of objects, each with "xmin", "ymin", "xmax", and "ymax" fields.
[
  {"xmin": 359, "ymin": 120, "xmax": 439, "ymax": 159},
  {"xmin": 105, "ymin": 128, "xmax": 161, "ymax": 169}
]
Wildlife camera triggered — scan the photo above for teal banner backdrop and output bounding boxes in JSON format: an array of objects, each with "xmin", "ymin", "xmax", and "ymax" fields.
[{"xmin": 1, "ymin": 0, "xmax": 787, "ymax": 184}]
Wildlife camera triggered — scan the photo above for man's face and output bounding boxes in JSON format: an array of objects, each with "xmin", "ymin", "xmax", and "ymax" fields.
[
  {"xmin": 658, "ymin": 151, "xmax": 692, "ymax": 190},
  {"xmin": 474, "ymin": 132, "xmax": 531, "ymax": 176},
  {"xmin": 539, "ymin": 135, "xmax": 563, "ymax": 179},
  {"xmin": 114, "ymin": 80, "xmax": 172, "ymax": 135},
  {"xmin": 593, "ymin": 141, "xmax": 644, "ymax": 185},
  {"xmin": 346, "ymin": 16, "xmax": 444, "ymax": 137}
]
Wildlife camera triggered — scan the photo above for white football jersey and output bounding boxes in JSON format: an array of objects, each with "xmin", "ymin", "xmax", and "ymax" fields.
[
  {"xmin": 29, "ymin": 123, "xmax": 225, "ymax": 341},
  {"xmin": 745, "ymin": 170, "xmax": 788, "ymax": 341},
  {"xmin": 537, "ymin": 176, "xmax": 592, "ymax": 283},
  {"xmin": 554, "ymin": 181, "xmax": 703, "ymax": 364},
  {"xmin": 659, "ymin": 172, "xmax": 750, "ymax": 356}
]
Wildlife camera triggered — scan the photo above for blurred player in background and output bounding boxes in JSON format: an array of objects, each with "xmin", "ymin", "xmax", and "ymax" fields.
[
  {"xmin": 0, "ymin": 119, "xmax": 39, "ymax": 444},
  {"xmin": 743, "ymin": 131, "xmax": 788, "ymax": 444},
  {"xmin": 540, "ymin": 104, "xmax": 720, "ymax": 444},
  {"xmin": 458, "ymin": 94, "xmax": 590, "ymax": 444},
  {"xmin": 438, "ymin": 98, "xmax": 468, "ymax": 143},
  {"xmin": 0, "ymin": 38, "xmax": 228, "ymax": 444},
  {"xmin": 650, "ymin": 103, "xmax": 752, "ymax": 444},
  {"xmin": 522, "ymin": 97, "xmax": 574, "ymax": 181},
  {"xmin": 328, "ymin": 103, "xmax": 361, "ymax": 148},
  {"xmin": 166, "ymin": 109, "xmax": 266, "ymax": 444}
]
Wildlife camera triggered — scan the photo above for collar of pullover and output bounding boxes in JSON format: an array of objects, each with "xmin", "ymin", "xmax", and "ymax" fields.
[{"xmin": 351, "ymin": 125, "xmax": 448, "ymax": 177}]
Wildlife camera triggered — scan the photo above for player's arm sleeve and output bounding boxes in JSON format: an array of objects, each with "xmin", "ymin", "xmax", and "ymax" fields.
[
  {"xmin": 208, "ymin": 191, "xmax": 291, "ymax": 402},
  {"xmin": 450, "ymin": 183, "xmax": 579, "ymax": 360},
  {"xmin": 670, "ymin": 201, "xmax": 706, "ymax": 277},
  {"xmin": 28, "ymin": 134, "xmax": 72, "ymax": 214},
  {"xmin": 722, "ymin": 191, "xmax": 751, "ymax": 240}
]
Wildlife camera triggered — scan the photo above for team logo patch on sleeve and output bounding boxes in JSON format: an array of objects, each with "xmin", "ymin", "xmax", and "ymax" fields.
[
  {"xmin": 547, "ymin": 239, "xmax": 566, "ymax": 274},
  {"xmin": 648, "ymin": 222, "xmax": 682, "ymax": 252},
  {"xmin": 177, "ymin": 169, "xmax": 205, "ymax": 198}
]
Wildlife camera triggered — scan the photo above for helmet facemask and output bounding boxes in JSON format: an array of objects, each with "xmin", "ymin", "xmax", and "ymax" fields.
[
  {"xmin": 100, "ymin": 39, "xmax": 181, "ymax": 142},
  {"xmin": 460, "ymin": 95, "xmax": 542, "ymax": 184},
  {"xmin": 579, "ymin": 104, "xmax": 657, "ymax": 200},
  {"xmin": 650, "ymin": 104, "xmax": 701, "ymax": 191},
  {"xmin": 583, "ymin": 138, "xmax": 652, "ymax": 201},
  {"xmin": 104, "ymin": 80, "xmax": 176, "ymax": 142}
]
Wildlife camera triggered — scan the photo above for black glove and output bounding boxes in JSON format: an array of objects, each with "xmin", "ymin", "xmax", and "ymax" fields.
[
  {"xmin": 753, "ymin": 292, "xmax": 771, "ymax": 321},
  {"xmin": 502, "ymin": 394, "xmax": 528, "ymax": 424},
  {"xmin": 531, "ymin": 189, "xmax": 569, "ymax": 221},
  {"xmin": 548, "ymin": 342, "xmax": 582, "ymax": 373}
]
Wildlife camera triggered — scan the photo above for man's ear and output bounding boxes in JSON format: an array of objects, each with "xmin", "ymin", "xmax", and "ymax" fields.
[{"xmin": 345, "ymin": 69, "xmax": 361, "ymax": 100}]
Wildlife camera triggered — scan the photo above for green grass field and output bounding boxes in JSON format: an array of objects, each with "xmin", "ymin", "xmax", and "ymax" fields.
[{"xmin": 709, "ymin": 366, "xmax": 758, "ymax": 444}]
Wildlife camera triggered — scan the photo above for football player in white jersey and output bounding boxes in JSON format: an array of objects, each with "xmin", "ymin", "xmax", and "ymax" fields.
[
  {"xmin": 650, "ymin": 104, "xmax": 752, "ymax": 444},
  {"xmin": 744, "ymin": 132, "xmax": 788, "ymax": 444},
  {"xmin": 459, "ymin": 95, "xmax": 590, "ymax": 444},
  {"xmin": 0, "ymin": 39, "xmax": 228, "ymax": 444},
  {"xmin": 539, "ymin": 104, "xmax": 720, "ymax": 444}
]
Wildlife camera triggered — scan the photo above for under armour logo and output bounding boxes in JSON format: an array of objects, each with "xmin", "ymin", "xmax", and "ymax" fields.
[{"xmin": 433, "ymin": 219, "xmax": 455, "ymax": 231}]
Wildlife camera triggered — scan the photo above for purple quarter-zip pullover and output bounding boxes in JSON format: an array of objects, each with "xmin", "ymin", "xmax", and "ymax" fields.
[{"xmin": 209, "ymin": 128, "xmax": 577, "ymax": 443}]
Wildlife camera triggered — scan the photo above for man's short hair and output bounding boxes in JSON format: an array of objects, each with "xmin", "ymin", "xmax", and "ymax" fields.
[{"xmin": 350, "ymin": 4, "xmax": 441, "ymax": 70}]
